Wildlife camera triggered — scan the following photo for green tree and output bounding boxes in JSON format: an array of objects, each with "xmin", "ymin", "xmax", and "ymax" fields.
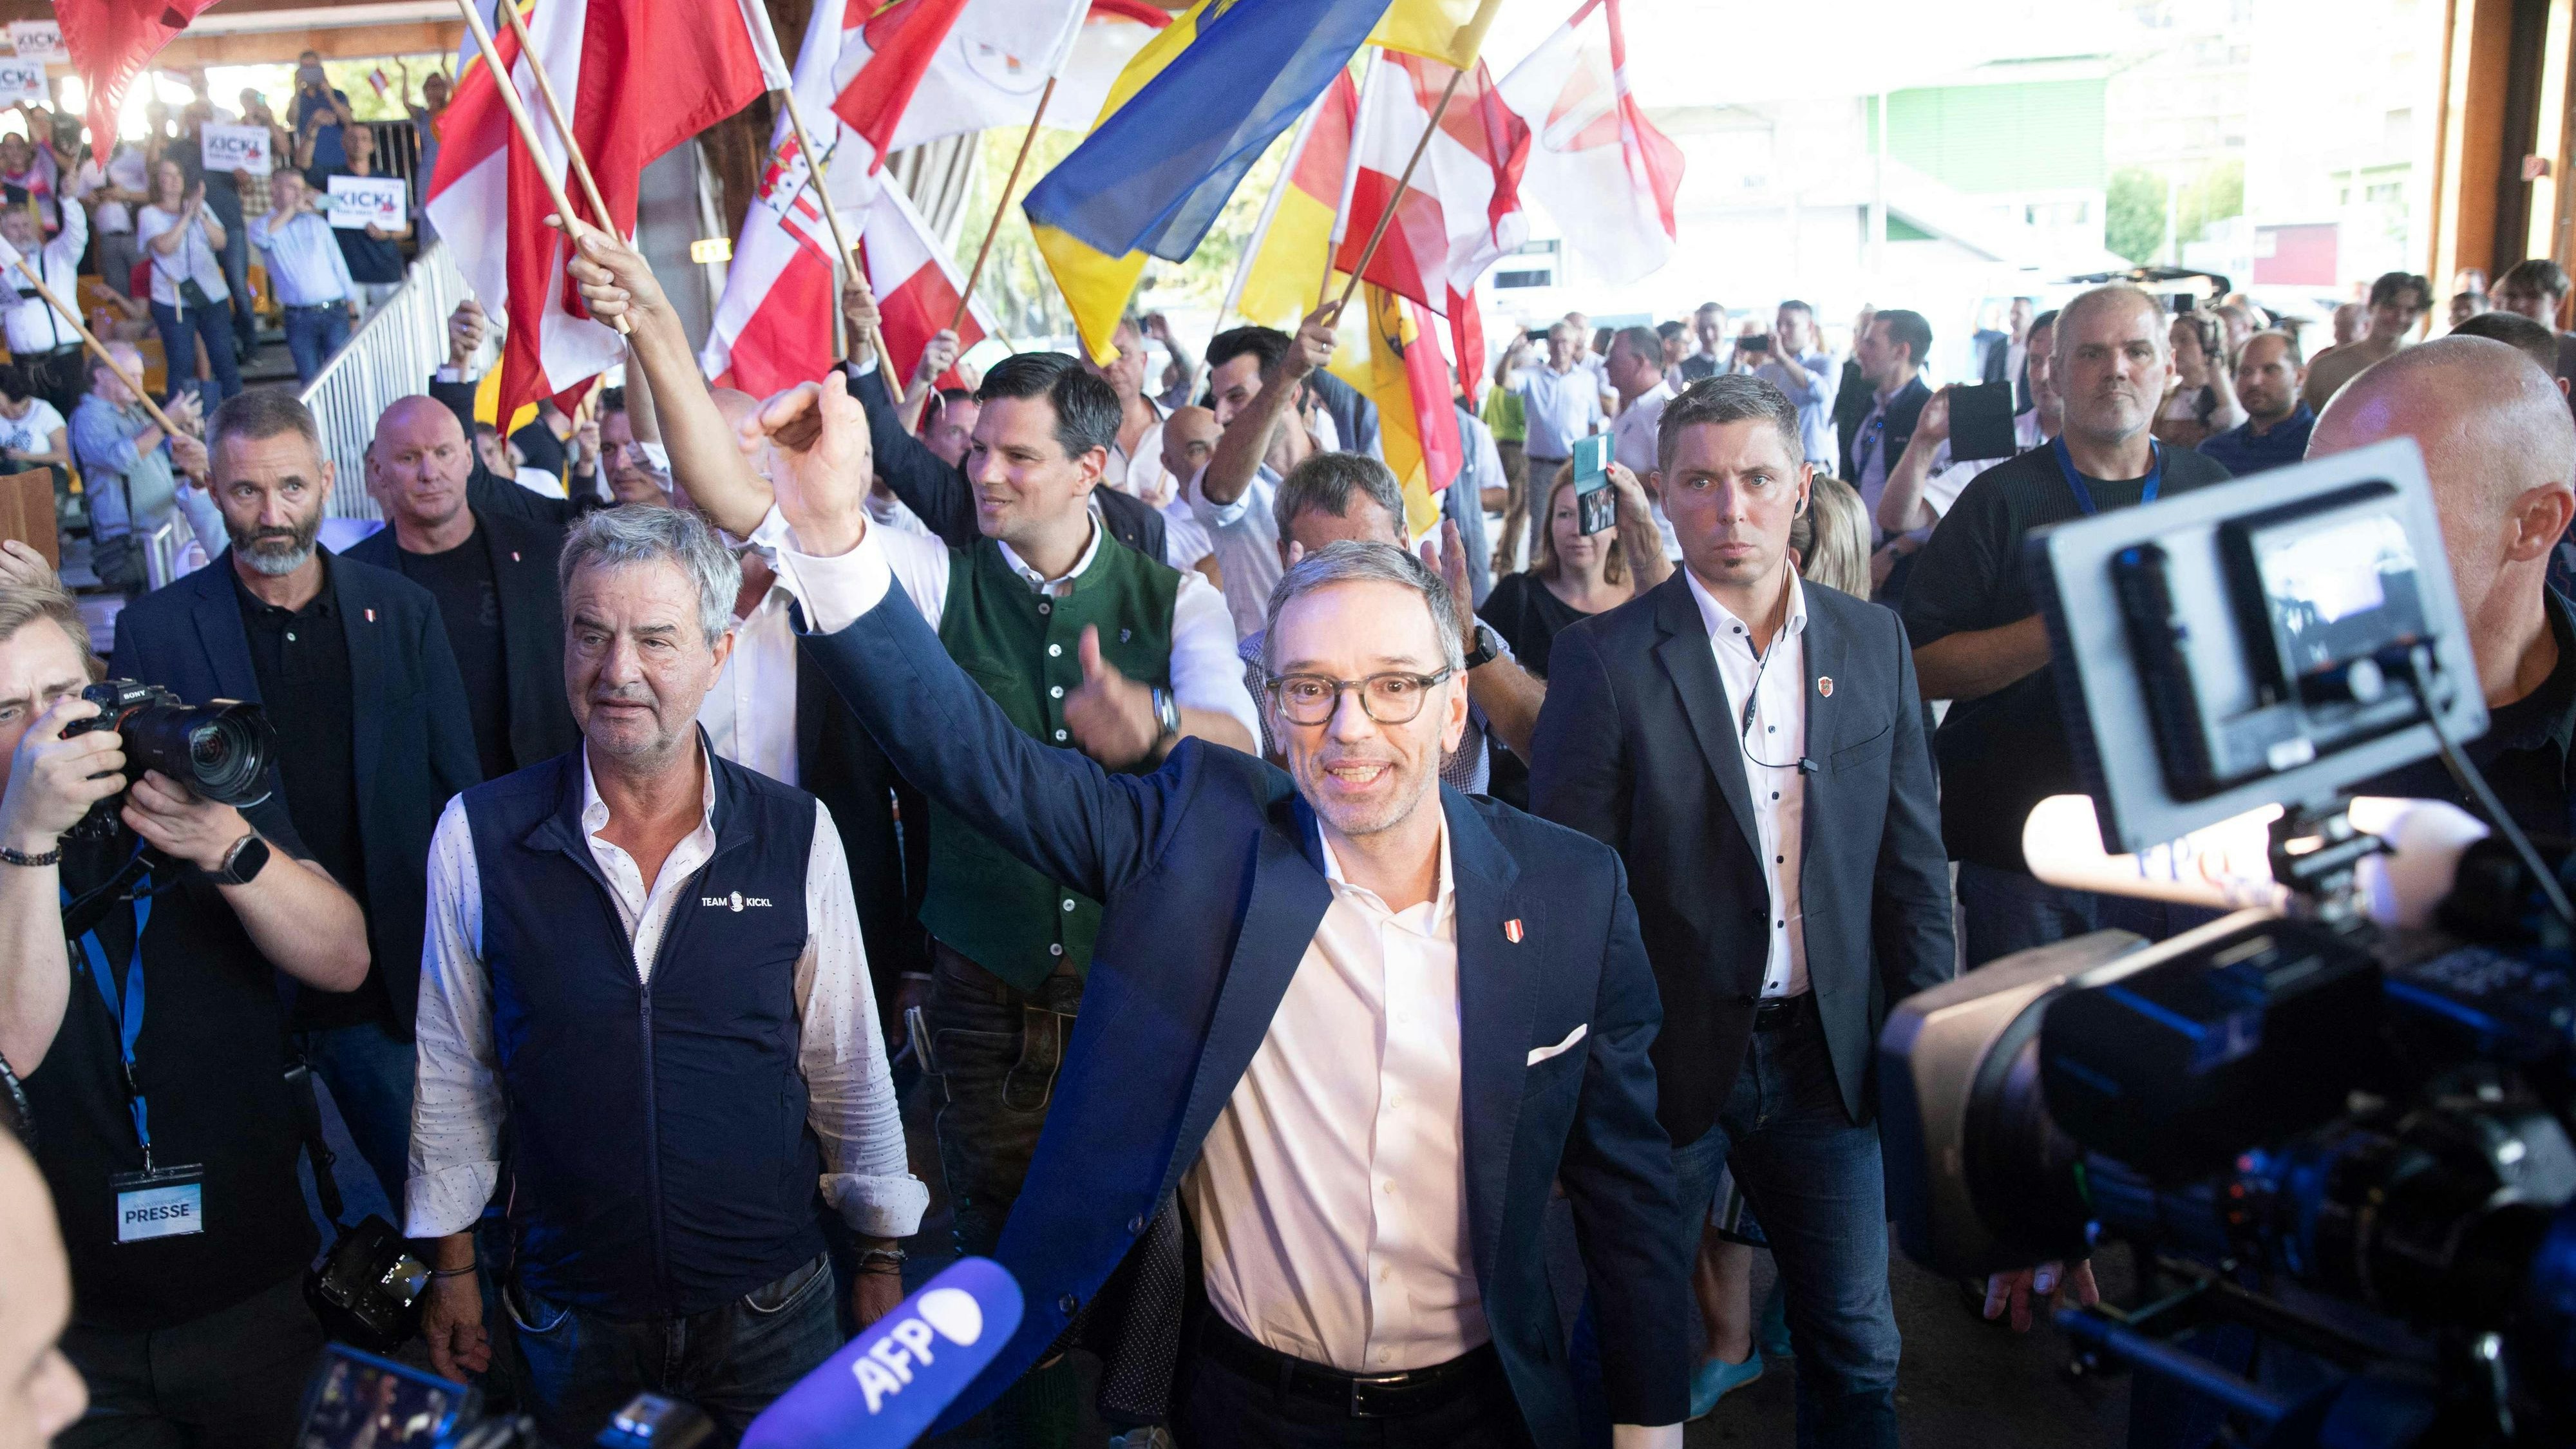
[
  {"xmin": 2175, "ymin": 158, "xmax": 2244, "ymax": 248},
  {"xmin": 2107, "ymin": 166, "xmax": 2168, "ymax": 267}
]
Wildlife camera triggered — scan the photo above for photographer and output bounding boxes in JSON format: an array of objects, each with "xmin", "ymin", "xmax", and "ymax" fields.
[{"xmin": 0, "ymin": 571, "xmax": 368, "ymax": 1449}]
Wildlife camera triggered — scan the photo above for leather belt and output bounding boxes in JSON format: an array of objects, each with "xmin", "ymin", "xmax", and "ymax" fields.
[
  {"xmin": 1750, "ymin": 990, "xmax": 1817, "ymax": 1032},
  {"xmin": 1196, "ymin": 1312, "xmax": 1506, "ymax": 1419}
]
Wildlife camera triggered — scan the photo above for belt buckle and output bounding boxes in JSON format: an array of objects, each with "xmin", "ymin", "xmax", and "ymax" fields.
[{"xmin": 1349, "ymin": 1370, "xmax": 1414, "ymax": 1418}]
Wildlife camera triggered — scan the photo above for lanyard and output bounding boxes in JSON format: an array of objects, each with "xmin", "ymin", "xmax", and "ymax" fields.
[
  {"xmin": 2050, "ymin": 436, "xmax": 2163, "ymax": 517},
  {"xmin": 65, "ymin": 869, "xmax": 155, "ymax": 1167}
]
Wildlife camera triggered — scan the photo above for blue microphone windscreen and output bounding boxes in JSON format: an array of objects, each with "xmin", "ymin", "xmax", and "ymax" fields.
[{"xmin": 740, "ymin": 1257, "xmax": 1023, "ymax": 1449}]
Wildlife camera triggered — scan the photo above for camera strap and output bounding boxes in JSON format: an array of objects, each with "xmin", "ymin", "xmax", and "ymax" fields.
[
  {"xmin": 61, "ymin": 844, "xmax": 157, "ymax": 1166},
  {"xmin": 2051, "ymin": 435, "xmax": 2163, "ymax": 516}
]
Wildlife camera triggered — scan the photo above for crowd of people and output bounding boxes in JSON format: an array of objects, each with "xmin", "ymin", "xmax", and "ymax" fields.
[{"xmin": 6, "ymin": 87, "xmax": 2576, "ymax": 1449}]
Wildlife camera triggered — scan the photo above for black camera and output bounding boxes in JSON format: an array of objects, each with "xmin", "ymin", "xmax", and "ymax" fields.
[
  {"xmin": 1879, "ymin": 440, "xmax": 2576, "ymax": 1444},
  {"xmin": 60, "ymin": 680, "xmax": 274, "ymax": 840}
]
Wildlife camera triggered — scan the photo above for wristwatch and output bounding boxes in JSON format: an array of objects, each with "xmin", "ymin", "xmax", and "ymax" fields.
[
  {"xmin": 1150, "ymin": 686, "xmax": 1182, "ymax": 740},
  {"xmin": 212, "ymin": 833, "xmax": 270, "ymax": 887},
  {"xmin": 1462, "ymin": 621, "xmax": 1501, "ymax": 672}
]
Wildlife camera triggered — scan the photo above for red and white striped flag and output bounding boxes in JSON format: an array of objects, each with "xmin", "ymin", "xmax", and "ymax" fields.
[
  {"xmin": 1496, "ymin": 0, "xmax": 1683, "ymax": 285},
  {"xmin": 1335, "ymin": 52, "xmax": 1528, "ymax": 318},
  {"xmin": 864, "ymin": 183, "xmax": 997, "ymax": 387},
  {"xmin": 428, "ymin": 0, "xmax": 770, "ymax": 420},
  {"xmin": 832, "ymin": 0, "xmax": 1086, "ymax": 185}
]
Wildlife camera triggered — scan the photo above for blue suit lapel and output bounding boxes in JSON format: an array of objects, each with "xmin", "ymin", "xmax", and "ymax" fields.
[
  {"xmin": 189, "ymin": 556, "xmax": 263, "ymax": 705},
  {"xmin": 1156, "ymin": 795, "xmax": 1333, "ymax": 1203},
  {"xmin": 1445, "ymin": 789, "xmax": 1533, "ymax": 1289}
]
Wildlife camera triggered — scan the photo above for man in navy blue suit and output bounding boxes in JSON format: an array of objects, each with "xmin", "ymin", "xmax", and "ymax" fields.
[{"xmin": 567, "ymin": 218, "xmax": 1690, "ymax": 1449}]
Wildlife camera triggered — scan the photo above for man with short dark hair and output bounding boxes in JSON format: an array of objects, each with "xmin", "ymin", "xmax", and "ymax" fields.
[
  {"xmin": 1755, "ymin": 301, "xmax": 1840, "ymax": 473},
  {"xmin": 605, "ymin": 236, "xmax": 1256, "ymax": 1449},
  {"xmin": 1605, "ymin": 325, "xmax": 1680, "ymax": 560},
  {"xmin": 113, "ymin": 389, "xmax": 482, "ymax": 1210},
  {"xmin": 2197, "ymin": 330, "xmax": 2312, "ymax": 477},
  {"xmin": 2494, "ymin": 258, "xmax": 2576, "ymax": 399},
  {"xmin": 2302, "ymin": 270, "xmax": 2430, "ymax": 410},
  {"xmin": 5, "ymin": 558, "xmax": 370, "ymax": 1449},
  {"xmin": 1678, "ymin": 301, "xmax": 1728, "ymax": 383},
  {"xmin": 346, "ymin": 395, "xmax": 580, "ymax": 782},
  {"xmin": 2454, "ymin": 308, "xmax": 2571, "ymax": 390},
  {"xmin": 1193, "ymin": 314, "xmax": 1349, "ymax": 637},
  {"xmin": 1901, "ymin": 285, "xmax": 2234, "ymax": 967},
  {"xmin": 1838, "ymin": 308, "xmax": 1931, "ymax": 515},
  {"xmin": 1984, "ymin": 296, "xmax": 2036, "ymax": 408},
  {"xmin": 1533, "ymin": 373, "xmax": 1953, "ymax": 1439}
]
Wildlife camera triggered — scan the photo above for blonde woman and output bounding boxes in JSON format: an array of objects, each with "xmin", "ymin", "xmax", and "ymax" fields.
[{"xmin": 1790, "ymin": 473, "xmax": 1873, "ymax": 598}]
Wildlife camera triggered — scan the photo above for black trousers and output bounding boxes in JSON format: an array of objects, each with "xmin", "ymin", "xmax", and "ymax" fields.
[
  {"xmin": 59, "ymin": 1271, "xmax": 326, "ymax": 1449},
  {"xmin": 1173, "ymin": 1329, "xmax": 1537, "ymax": 1449}
]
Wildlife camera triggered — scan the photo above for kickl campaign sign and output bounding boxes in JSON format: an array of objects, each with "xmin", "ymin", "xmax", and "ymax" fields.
[
  {"xmin": 199, "ymin": 124, "xmax": 273, "ymax": 178},
  {"xmin": 327, "ymin": 175, "xmax": 409, "ymax": 232}
]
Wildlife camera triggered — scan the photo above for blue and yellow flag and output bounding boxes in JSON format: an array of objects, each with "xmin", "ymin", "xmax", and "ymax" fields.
[{"xmin": 1027, "ymin": 0, "xmax": 1392, "ymax": 362}]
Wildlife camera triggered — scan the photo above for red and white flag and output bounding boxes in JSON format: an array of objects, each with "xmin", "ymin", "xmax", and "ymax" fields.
[
  {"xmin": 1495, "ymin": 0, "xmax": 1683, "ymax": 285},
  {"xmin": 55, "ymin": 0, "xmax": 222, "ymax": 149},
  {"xmin": 428, "ymin": 0, "xmax": 770, "ymax": 419},
  {"xmin": 863, "ymin": 183, "xmax": 997, "ymax": 387},
  {"xmin": 1335, "ymin": 52, "xmax": 1527, "ymax": 317},
  {"xmin": 1039, "ymin": 0, "xmax": 1172, "ymax": 132},
  {"xmin": 832, "ymin": 0, "xmax": 1086, "ymax": 182}
]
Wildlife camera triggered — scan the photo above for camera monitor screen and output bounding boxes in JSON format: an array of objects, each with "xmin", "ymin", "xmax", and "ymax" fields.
[
  {"xmin": 298, "ymin": 1347, "xmax": 473, "ymax": 1449},
  {"xmin": 2028, "ymin": 438, "xmax": 2485, "ymax": 854}
]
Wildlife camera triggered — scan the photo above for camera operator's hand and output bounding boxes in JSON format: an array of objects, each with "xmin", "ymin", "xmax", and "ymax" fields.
[
  {"xmin": 120, "ymin": 771, "xmax": 251, "ymax": 874},
  {"xmin": 422, "ymin": 1258, "xmax": 491, "ymax": 1379},
  {"xmin": 1, "ymin": 696, "xmax": 126, "ymax": 853},
  {"xmin": 1982, "ymin": 1258, "xmax": 2099, "ymax": 1332}
]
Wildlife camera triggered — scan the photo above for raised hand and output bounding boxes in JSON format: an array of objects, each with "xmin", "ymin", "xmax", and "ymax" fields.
[
  {"xmin": 555, "ymin": 211, "xmax": 671, "ymax": 328},
  {"xmin": 744, "ymin": 375, "xmax": 872, "ymax": 556},
  {"xmin": 1915, "ymin": 387, "xmax": 1953, "ymax": 447},
  {"xmin": 1064, "ymin": 625, "xmax": 1160, "ymax": 770},
  {"xmin": 840, "ymin": 276, "xmax": 882, "ymax": 337},
  {"xmin": 1278, "ymin": 306, "xmax": 1336, "ymax": 384},
  {"xmin": 448, "ymin": 299, "xmax": 488, "ymax": 368},
  {"xmin": 914, "ymin": 330, "xmax": 959, "ymax": 387}
]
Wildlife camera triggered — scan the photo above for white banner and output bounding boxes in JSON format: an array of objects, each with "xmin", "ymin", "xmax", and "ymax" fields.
[
  {"xmin": 0, "ymin": 57, "xmax": 46, "ymax": 108},
  {"xmin": 200, "ymin": 124, "xmax": 274, "ymax": 178},
  {"xmin": 5, "ymin": 21, "xmax": 66, "ymax": 66},
  {"xmin": 327, "ymin": 175, "xmax": 408, "ymax": 231}
]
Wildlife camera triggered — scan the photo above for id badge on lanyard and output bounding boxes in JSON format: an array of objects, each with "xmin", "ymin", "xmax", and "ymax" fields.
[{"xmin": 70, "ymin": 877, "xmax": 210, "ymax": 1244}]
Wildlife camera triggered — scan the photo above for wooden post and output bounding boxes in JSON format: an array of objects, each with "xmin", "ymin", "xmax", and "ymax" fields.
[
  {"xmin": 949, "ymin": 75, "xmax": 1059, "ymax": 334},
  {"xmin": 1329, "ymin": 64, "xmax": 1467, "ymax": 323},
  {"xmin": 454, "ymin": 0, "xmax": 632, "ymax": 336},
  {"xmin": 771, "ymin": 86, "xmax": 902, "ymax": 383},
  {"xmin": 4, "ymin": 255, "xmax": 181, "ymax": 436}
]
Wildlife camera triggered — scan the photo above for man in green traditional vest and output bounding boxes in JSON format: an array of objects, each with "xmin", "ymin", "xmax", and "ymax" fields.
[{"xmin": 611, "ymin": 249, "xmax": 1260, "ymax": 1447}]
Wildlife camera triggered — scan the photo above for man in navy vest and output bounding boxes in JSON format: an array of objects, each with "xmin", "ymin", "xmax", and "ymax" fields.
[
  {"xmin": 562, "ymin": 220, "xmax": 1690, "ymax": 1449},
  {"xmin": 406, "ymin": 506, "xmax": 925, "ymax": 1444}
]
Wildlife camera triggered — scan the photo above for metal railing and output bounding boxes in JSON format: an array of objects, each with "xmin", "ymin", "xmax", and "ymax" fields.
[{"xmin": 301, "ymin": 238, "xmax": 474, "ymax": 520}]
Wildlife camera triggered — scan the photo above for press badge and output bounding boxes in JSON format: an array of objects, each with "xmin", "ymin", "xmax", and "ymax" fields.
[{"xmin": 111, "ymin": 1164, "xmax": 206, "ymax": 1244}]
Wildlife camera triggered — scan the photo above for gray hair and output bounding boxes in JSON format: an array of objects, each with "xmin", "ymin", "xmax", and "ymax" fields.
[
  {"xmin": 1659, "ymin": 372, "xmax": 1804, "ymax": 472},
  {"xmin": 1273, "ymin": 452, "xmax": 1405, "ymax": 542},
  {"xmin": 557, "ymin": 505, "xmax": 741, "ymax": 646},
  {"xmin": 2051, "ymin": 284, "xmax": 2168, "ymax": 368},
  {"xmin": 1261, "ymin": 541, "xmax": 1464, "ymax": 675}
]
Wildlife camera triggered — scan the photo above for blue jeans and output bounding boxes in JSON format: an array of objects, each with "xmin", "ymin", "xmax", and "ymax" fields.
[
  {"xmin": 296, "ymin": 1020, "xmax": 416, "ymax": 1215},
  {"xmin": 1955, "ymin": 860, "xmax": 2221, "ymax": 970},
  {"xmin": 1672, "ymin": 1009, "xmax": 1900, "ymax": 1449},
  {"xmin": 148, "ymin": 299, "xmax": 242, "ymax": 404},
  {"xmin": 281, "ymin": 305, "xmax": 351, "ymax": 385},
  {"xmin": 507, "ymin": 1252, "xmax": 841, "ymax": 1448}
]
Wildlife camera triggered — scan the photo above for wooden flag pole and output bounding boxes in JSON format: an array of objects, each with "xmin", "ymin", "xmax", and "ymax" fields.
[
  {"xmin": 770, "ymin": 86, "xmax": 902, "ymax": 383},
  {"xmin": 491, "ymin": 0, "xmax": 622, "ymax": 240},
  {"xmin": 1329, "ymin": 64, "xmax": 1467, "ymax": 324},
  {"xmin": 949, "ymin": 75, "xmax": 1059, "ymax": 334},
  {"xmin": 5, "ymin": 255, "xmax": 182, "ymax": 437},
  {"xmin": 454, "ymin": 0, "xmax": 632, "ymax": 336}
]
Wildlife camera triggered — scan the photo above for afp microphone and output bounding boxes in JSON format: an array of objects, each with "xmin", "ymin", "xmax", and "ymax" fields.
[{"xmin": 739, "ymin": 1258, "xmax": 1022, "ymax": 1449}]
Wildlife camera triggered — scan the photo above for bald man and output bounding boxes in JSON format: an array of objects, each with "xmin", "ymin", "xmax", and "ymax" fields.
[
  {"xmin": 1159, "ymin": 404, "xmax": 1224, "ymax": 588},
  {"xmin": 1902, "ymin": 285, "xmax": 2236, "ymax": 967},
  {"xmin": 345, "ymin": 395, "xmax": 580, "ymax": 780},
  {"xmin": 2310, "ymin": 337, "xmax": 2576, "ymax": 836},
  {"xmin": 0, "ymin": 1131, "xmax": 90, "ymax": 1449},
  {"xmin": 677, "ymin": 385, "xmax": 933, "ymax": 1050}
]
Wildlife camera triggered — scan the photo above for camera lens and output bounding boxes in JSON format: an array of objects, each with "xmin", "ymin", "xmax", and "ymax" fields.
[{"xmin": 175, "ymin": 711, "xmax": 272, "ymax": 806}]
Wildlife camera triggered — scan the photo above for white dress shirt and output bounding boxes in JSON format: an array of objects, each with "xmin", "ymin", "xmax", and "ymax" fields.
[
  {"xmin": 1186, "ymin": 829, "xmax": 1484, "ymax": 1372},
  {"xmin": 700, "ymin": 566, "xmax": 802, "ymax": 787},
  {"xmin": 247, "ymin": 207, "xmax": 355, "ymax": 308},
  {"xmin": 406, "ymin": 747, "xmax": 927, "ymax": 1241},
  {"xmin": 773, "ymin": 523, "xmax": 1680, "ymax": 1449},
  {"xmin": 3, "ymin": 199, "xmax": 84, "ymax": 355},
  {"xmin": 1687, "ymin": 569, "xmax": 1810, "ymax": 998},
  {"xmin": 749, "ymin": 503, "xmax": 1260, "ymax": 745},
  {"xmin": 1103, "ymin": 397, "xmax": 1171, "ymax": 506},
  {"xmin": 1608, "ymin": 381, "xmax": 1684, "ymax": 561},
  {"xmin": 1187, "ymin": 460, "xmax": 1283, "ymax": 643}
]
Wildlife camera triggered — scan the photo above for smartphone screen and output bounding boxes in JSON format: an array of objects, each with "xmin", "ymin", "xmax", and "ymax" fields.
[
  {"xmin": 1571, "ymin": 435, "xmax": 1616, "ymax": 534},
  {"xmin": 297, "ymin": 1346, "xmax": 475, "ymax": 1449}
]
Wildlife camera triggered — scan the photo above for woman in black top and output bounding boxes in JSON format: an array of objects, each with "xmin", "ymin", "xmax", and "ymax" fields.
[{"xmin": 1481, "ymin": 462, "xmax": 1640, "ymax": 678}]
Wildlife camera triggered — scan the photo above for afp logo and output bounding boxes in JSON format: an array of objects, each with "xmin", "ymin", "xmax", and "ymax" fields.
[
  {"xmin": 700, "ymin": 891, "xmax": 774, "ymax": 912},
  {"xmin": 738, "ymin": 1257, "xmax": 1020, "ymax": 1447},
  {"xmin": 850, "ymin": 1287, "xmax": 984, "ymax": 1410}
]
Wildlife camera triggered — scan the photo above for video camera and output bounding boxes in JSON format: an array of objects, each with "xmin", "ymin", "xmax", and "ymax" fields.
[
  {"xmin": 60, "ymin": 679, "xmax": 274, "ymax": 840},
  {"xmin": 1877, "ymin": 439, "xmax": 2576, "ymax": 1444}
]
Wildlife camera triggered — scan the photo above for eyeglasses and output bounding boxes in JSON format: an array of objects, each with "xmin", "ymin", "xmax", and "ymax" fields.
[{"xmin": 1264, "ymin": 668, "xmax": 1455, "ymax": 726}]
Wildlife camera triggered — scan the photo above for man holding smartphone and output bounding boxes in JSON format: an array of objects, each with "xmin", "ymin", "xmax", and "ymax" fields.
[
  {"xmin": 1754, "ymin": 302, "xmax": 1841, "ymax": 469},
  {"xmin": 1605, "ymin": 326, "xmax": 1681, "ymax": 562}
]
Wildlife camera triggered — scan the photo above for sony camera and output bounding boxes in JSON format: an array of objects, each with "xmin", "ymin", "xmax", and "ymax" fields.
[
  {"xmin": 60, "ymin": 680, "xmax": 274, "ymax": 840},
  {"xmin": 1878, "ymin": 440, "xmax": 2576, "ymax": 1445}
]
